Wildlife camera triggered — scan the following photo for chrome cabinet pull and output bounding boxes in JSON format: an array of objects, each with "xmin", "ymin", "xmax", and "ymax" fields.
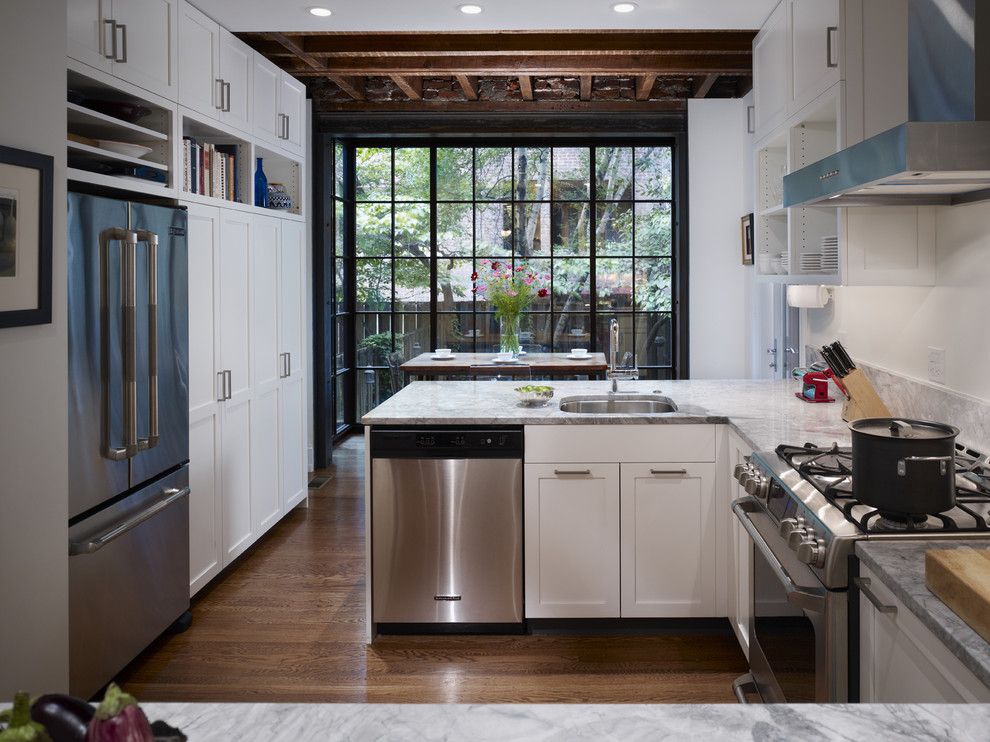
[
  {"xmin": 554, "ymin": 469, "xmax": 591, "ymax": 476},
  {"xmin": 222, "ymin": 81, "xmax": 231, "ymax": 113},
  {"xmin": 650, "ymin": 468, "xmax": 687, "ymax": 475},
  {"xmin": 69, "ymin": 486, "xmax": 190, "ymax": 555},
  {"xmin": 284, "ymin": 114, "xmax": 290, "ymax": 140},
  {"xmin": 746, "ymin": 105, "xmax": 755, "ymax": 133},
  {"xmin": 115, "ymin": 23, "xmax": 127, "ymax": 63},
  {"xmin": 103, "ymin": 19, "xmax": 117, "ymax": 59},
  {"xmin": 135, "ymin": 230, "xmax": 159, "ymax": 451},
  {"xmin": 854, "ymin": 577, "xmax": 897, "ymax": 615},
  {"xmin": 217, "ymin": 371, "xmax": 225, "ymax": 402},
  {"xmin": 224, "ymin": 369, "xmax": 232, "ymax": 400},
  {"xmin": 826, "ymin": 26, "xmax": 838, "ymax": 68},
  {"xmin": 286, "ymin": 351, "xmax": 291, "ymax": 377},
  {"xmin": 215, "ymin": 78, "xmax": 224, "ymax": 110}
]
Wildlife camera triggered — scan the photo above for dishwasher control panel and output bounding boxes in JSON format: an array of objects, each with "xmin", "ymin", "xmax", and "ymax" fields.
[{"xmin": 372, "ymin": 427, "xmax": 524, "ymax": 458}]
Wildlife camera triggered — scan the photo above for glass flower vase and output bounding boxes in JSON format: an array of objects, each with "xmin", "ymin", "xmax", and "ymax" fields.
[{"xmin": 498, "ymin": 313, "xmax": 522, "ymax": 358}]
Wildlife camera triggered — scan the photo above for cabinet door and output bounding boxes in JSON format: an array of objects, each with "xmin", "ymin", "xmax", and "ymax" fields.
[
  {"xmin": 251, "ymin": 386, "xmax": 281, "ymax": 535},
  {"xmin": 110, "ymin": 0, "xmax": 178, "ymax": 100},
  {"xmin": 620, "ymin": 463, "xmax": 717, "ymax": 617},
  {"xmin": 791, "ymin": 0, "xmax": 840, "ymax": 110},
  {"xmin": 726, "ymin": 431, "xmax": 753, "ymax": 657},
  {"xmin": 68, "ymin": 0, "xmax": 113, "ymax": 72},
  {"xmin": 220, "ymin": 395, "xmax": 252, "ymax": 561},
  {"xmin": 278, "ymin": 219, "xmax": 305, "ymax": 377},
  {"xmin": 252, "ymin": 55, "xmax": 281, "ymax": 146},
  {"xmin": 524, "ymin": 464, "xmax": 620, "ymax": 618},
  {"xmin": 189, "ymin": 411, "xmax": 221, "ymax": 594},
  {"xmin": 218, "ymin": 211, "xmax": 252, "ymax": 400},
  {"xmin": 279, "ymin": 72, "xmax": 307, "ymax": 154},
  {"xmin": 252, "ymin": 216, "xmax": 281, "ymax": 391},
  {"xmin": 177, "ymin": 1, "xmax": 220, "ymax": 119},
  {"xmin": 279, "ymin": 376, "xmax": 307, "ymax": 511},
  {"xmin": 753, "ymin": 1, "xmax": 790, "ymax": 137},
  {"xmin": 219, "ymin": 29, "xmax": 253, "ymax": 133}
]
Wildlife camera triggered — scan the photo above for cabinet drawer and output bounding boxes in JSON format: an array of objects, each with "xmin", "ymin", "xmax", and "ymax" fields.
[{"xmin": 525, "ymin": 425, "xmax": 715, "ymax": 464}]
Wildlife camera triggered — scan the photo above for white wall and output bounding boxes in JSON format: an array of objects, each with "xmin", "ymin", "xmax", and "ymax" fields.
[
  {"xmin": 806, "ymin": 200, "xmax": 990, "ymax": 402},
  {"xmin": 688, "ymin": 98, "xmax": 753, "ymax": 379},
  {"xmin": 0, "ymin": 0, "xmax": 69, "ymax": 695}
]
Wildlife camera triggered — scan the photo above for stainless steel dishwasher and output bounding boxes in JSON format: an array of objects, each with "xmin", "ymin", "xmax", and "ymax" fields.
[{"xmin": 371, "ymin": 427, "xmax": 524, "ymax": 627}]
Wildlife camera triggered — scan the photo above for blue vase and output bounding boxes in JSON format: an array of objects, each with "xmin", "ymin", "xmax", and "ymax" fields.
[{"xmin": 254, "ymin": 157, "xmax": 268, "ymax": 208}]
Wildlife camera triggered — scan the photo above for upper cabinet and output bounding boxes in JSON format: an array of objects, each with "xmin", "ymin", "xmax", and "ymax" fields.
[
  {"xmin": 753, "ymin": 1, "xmax": 791, "ymax": 138},
  {"xmin": 68, "ymin": 0, "xmax": 178, "ymax": 100},
  {"xmin": 790, "ymin": 0, "xmax": 841, "ymax": 111},
  {"xmin": 253, "ymin": 55, "xmax": 307, "ymax": 157}
]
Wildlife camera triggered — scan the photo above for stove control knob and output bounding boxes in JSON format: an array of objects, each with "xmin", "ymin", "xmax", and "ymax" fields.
[
  {"xmin": 787, "ymin": 526, "xmax": 810, "ymax": 549},
  {"xmin": 797, "ymin": 537, "xmax": 827, "ymax": 569},
  {"xmin": 744, "ymin": 473, "xmax": 769, "ymax": 499},
  {"xmin": 779, "ymin": 516, "xmax": 805, "ymax": 539},
  {"xmin": 733, "ymin": 463, "xmax": 748, "ymax": 482}
]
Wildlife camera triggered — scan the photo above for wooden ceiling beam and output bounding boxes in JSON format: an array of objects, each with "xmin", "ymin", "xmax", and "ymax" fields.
[
  {"xmin": 266, "ymin": 32, "xmax": 325, "ymax": 71},
  {"xmin": 580, "ymin": 75, "xmax": 593, "ymax": 101},
  {"xmin": 635, "ymin": 74, "xmax": 657, "ymax": 101},
  {"xmin": 455, "ymin": 74, "xmax": 479, "ymax": 100},
  {"xmin": 693, "ymin": 73, "xmax": 720, "ymax": 98},
  {"xmin": 389, "ymin": 75, "xmax": 423, "ymax": 100},
  {"xmin": 519, "ymin": 75, "xmax": 534, "ymax": 101},
  {"xmin": 315, "ymin": 99, "xmax": 688, "ymax": 114},
  {"xmin": 286, "ymin": 53, "xmax": 752, "ymax": 77},
  {"xmin": 327, "ymin": 75, "xmax": 366, "ymax": 101}
]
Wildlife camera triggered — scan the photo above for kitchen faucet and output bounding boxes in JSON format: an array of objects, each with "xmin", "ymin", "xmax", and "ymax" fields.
[{"xmin": 607, "ymin": 318, "xmax": 638, "ymax": 392}]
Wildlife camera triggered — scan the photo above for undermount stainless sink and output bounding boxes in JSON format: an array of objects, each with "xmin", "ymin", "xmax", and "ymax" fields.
[{"xmin": 558, "ymin": 394, "xmax": 678, "ymax": 414}]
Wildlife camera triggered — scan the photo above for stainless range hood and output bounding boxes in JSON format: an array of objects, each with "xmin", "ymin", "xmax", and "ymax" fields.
[{"xmin": 784, "ymin": 0, "xmax": 990, "ymax": 207}]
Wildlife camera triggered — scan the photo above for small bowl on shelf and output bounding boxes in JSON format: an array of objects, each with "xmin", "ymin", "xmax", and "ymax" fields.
[{"xmin": 515, "ymin": 385, "xmax": 554, "ymax": 407}]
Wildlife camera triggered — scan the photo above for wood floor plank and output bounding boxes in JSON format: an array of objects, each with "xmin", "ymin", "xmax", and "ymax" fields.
[{"xmin": 116, "ymin": 435, "xmax": 747, "ymax": 703}]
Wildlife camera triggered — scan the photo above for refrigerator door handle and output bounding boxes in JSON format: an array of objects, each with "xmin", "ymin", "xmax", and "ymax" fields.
[
  {"xmin": 69, "ymin": 486, "xmax": 190, "ymax": 555},
  {"xmin": 99, "ymin": 227, "xmax": 139, "ymax": 461},
  {"xmin": 135, "ymin": 230, "xmax": 159, "ymax": 451}
]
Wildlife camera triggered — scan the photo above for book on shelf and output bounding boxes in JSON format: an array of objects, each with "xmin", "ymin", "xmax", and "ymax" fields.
[{"xmin": 182, "ymin": 138, "xmax": 238, "ymax": 202}]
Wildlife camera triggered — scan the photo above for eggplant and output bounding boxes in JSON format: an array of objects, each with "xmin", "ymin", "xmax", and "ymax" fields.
[
  {"xmin": 0, "ymin": 693, "xmax": 52, "ymax": 742},
  {"xmin": 30, "ymin": 696, "xmax": 93, "ymax": 742},
  {"xmin": 85, "ymin": 685, "xmax": 152, "ymax": 742}
]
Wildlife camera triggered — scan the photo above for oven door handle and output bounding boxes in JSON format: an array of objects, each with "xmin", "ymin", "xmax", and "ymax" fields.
[{"xmin": 733, "ymin": 498, "xmax": 827, "ymax": 614}]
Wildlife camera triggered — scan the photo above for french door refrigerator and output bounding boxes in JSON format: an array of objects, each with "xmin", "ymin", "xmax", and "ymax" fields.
[{"xmin": 67, "ymin": 193, "xmax": 189, "ymax": 698}]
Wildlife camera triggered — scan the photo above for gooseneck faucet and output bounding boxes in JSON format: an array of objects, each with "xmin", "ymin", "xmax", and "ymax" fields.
[{"xmin": 606, "ymin": 318, "xmax": 638, "ymax": 392}]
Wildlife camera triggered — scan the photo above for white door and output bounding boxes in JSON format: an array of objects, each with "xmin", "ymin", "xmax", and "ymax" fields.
[
  {"xmin": 278, "ymin": 219, "xmax": 305, "ymax": 377},
  {"xmin": 619, "ymin": 463, "xmax": 717, "ymax": 617},
  {"xmin": 726, "ymin": 431, "xmax": 753, "ymax": 657},
  {"xmin": 68, "ymin": 0, "xmax": 113, "ymax": 72},
  {"xmin": 252, "ymin": 55, "xmax": 281, "ymax": 146},
  {"xmin": 279, "ymin": 72, "xmax": 307, "ymax": 154},
  {"xmin": 189, "ymin": 413, "xmax": 221, "ymax": 594},
  {"xmin": 753, "ymin": 1, "xmax": 791, "ymax": 137},
  {"xmin": 751, "ymin": 282, "xmax": 783, "ymax": 379},
  {"xmin": 220, "ymin": 396, "xmax": 252, "ymax": 561},
  {"xmin": 251, "ymin": 387, "xmax": 281, "ymax": 535},
  {"xmin": 524, "ymin": 464, "xmax": 620, "ymax": 618},
  {"xmin": 219, "ymin": 29, "xmax": 253, "ymax": 133},
  {"xmin": 279, "ymin": 376, "xmax": 307, "ymax": 511},
  {"xmin": 791, "ymin": 0, "xmax": 840, "ymax": 111},
  {"xmin": 177, "ymin": 1, "xmax": 220, "ymax": 119},
  {"xmin": 110, "ymin": 0, "xmax": 178, "ymax": 100}
]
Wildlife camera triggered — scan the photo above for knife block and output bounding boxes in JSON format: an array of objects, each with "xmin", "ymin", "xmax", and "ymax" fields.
[{"xmin": 840, "ymin": 368, "xmax": 892, "ymax": 422}]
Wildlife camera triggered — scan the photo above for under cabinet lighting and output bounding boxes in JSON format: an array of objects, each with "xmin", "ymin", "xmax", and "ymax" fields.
[
  {"xmin": 612, "ymin": 2, "xmax": 637, "ymax": 12},
  {"xmin": 459, "ymin": 4, "xmax": 483, "ymax": 14},
  {"xmin": 308, "ymin": 7, "xmax": 332, "ymax": 17}
]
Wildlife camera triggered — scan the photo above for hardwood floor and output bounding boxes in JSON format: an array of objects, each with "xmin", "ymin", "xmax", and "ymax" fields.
[{"xmin": 117, "ymin": 435, "xmax": 748, "ymax": 703}]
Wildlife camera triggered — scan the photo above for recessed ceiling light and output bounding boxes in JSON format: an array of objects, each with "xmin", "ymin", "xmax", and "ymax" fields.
[
  {"xmin": 308, "ymin": 7, "xmax": 332, "ymax": 17},
  {"xmin": 612, "ymin": 2, "xmax": 637, "ymax": 12},
  {"xmin": 458, "ymin": 4, "xmax": 483, "ymax": 14}
]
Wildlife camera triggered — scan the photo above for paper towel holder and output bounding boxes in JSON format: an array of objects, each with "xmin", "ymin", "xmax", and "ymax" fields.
[{"xmin": 787, "ymin": 284, "xmax": 834, "ymax": 309}]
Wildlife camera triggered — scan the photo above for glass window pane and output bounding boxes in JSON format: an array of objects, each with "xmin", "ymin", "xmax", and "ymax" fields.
[
  {"xmin": 475, "ymin": 202, "xmax": 513, "ymax": 257},
  {"xmin": 475, "ymin": 313, "xmax": 498, "ymax": 352},
  {"xmin": 635, "ymin": 312, "xmax": 673, "ymax": 368},
  {"xmin": 520, "ymin": 313, "xmax": 551, "ymax": 353},
  {"xmin": 334, "ymin": 142, "xmax": 345, "ymax": 196},
  {"xmin": 394, "ymin": 148, "xmax": 430, "ymax": 202},
  {"xmin": 519, "ymin": 257, "xmax": 552, "ymax": 311},
  {"xmin": 356, "ymin": 258, "xmax": 392, "ymax": 311},
  {"xmin": 438, "ymin": 312, "xmax": 476, "ymax": 353},
  {"xmin": 475, "ymin": 147, "xmax": 512, "ymax": 201},
  {"xmin": 436, "ymin": 258, "xmax": 474, "ymax": 311},
  {"xmin": 552, "ymin": 202, "xmax": 590, "ymax": 255},
  {"xmin": 334, "ymin": 373, "xmax": 346, "ymax": 429},
  {"xmin": 437, "ymin": 148, "xmax": 473, "ymax": 201},
  {"xmin": 437, "ymin": 202, "xmax": 473, "ymax": 257},
  {"xmin": 514, "ymin": 147, "xmax": 550, "ymax": 201},
  {"xmin": 355, "ymin": 203, "xmax": 391, "ymax": 257},
  {"xmin": 357, "ymin": 368, "xmax": 392, "ymax": 418},
  {"xmin": 356, "ymin": 314, "xmax": 392, "ymax": 366},
  {"xmin": 514, "ymin": 201, "xmax": 550, "ymax": 257},
  {"xmin": 635, "ymin": 146, "xmax": 673, "ymax": 200},
  {"xmin": 596, "ymin": 202, "xmax": 633, "ymax": 256},
  {"xmin": 334, "ymin": 258, "xmax": 347, "ymax": 313},
  {"xmin": 394, "ymin": 258, "xmax": 431, "ymax": 311},
  {"xmin": 394, "ymin": 203, "xmax": 430, "ymax": 258},
  {"xmin": 595, "ymin": 147, "xmax": 633, "ymax": 200},
  {"xmin": 553, "ymin": 258, "xmax": 591, "ymax": 312},
  {"xmin": 635, "ymin": 202, "xmax": 672, "ymax": 256},
  {"xmin": 334, "ymin": 200, "xmax": 345, "ymax": 256},
  {"xmin": 597, "ymin": 257, "xmax": 633, "ymax": 312},
  {"xmin": 355, "ymin": 147, "xmax": 391, "ymax": 201},
  {"xmin": 334, "ymin": 315, "xmax": 348, "ymax": 370},
  {"xmin": 554, "ymin": 314, "xmax": 592, "ymax": 352},
  {"xmin": 596, "ymin": 313, "xmax": 634, "ymax": 365},
  {"xmin": 635, "ymin": 258, "xmax": 673, "ymax": 312},
  {"xmin": 395, "ymin": 313, "xmax": 430, "ymax": 359},
  {"xmin": 552, "ymin": 147, "xmax": 590, "ymax": 200}
]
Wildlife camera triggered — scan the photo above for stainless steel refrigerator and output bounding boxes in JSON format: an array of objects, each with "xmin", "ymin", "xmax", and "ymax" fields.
[{"xmin": 67, "ymin": 193, "xmax": 190, "ymax": 698}]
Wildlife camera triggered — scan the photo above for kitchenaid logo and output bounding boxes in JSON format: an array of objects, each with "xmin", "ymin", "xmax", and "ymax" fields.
[{"xmin": 434, "ymin": 595, "xmax": 462, "ymax": 601}]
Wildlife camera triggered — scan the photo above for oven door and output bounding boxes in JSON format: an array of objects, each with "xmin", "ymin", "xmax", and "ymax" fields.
[{"xmin": 733, "ymin": 497, "xmax": 847, "ymax": 702}]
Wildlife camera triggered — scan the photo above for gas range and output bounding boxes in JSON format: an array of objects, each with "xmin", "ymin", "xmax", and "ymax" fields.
[{"xmin": 734, "ymin": 442, "xmax": 990, "ymax": 590}]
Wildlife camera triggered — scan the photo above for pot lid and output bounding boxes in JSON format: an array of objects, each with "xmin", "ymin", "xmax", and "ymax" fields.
[{"xmin": 849, "ymin": 418, "xmax": 960, "ymax": 440}]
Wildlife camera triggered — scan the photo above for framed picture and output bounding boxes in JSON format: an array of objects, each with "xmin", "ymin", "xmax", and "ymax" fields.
[
  {"xmin": 740, "ymin": 213, "xmax": 754, "ymax": 266},
  {"xmin": 0, "ymin": 144, "xmax": 53, "ymax": 328}
]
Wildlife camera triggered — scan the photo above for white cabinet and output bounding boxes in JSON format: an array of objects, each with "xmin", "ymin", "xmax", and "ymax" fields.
[
  {"xmin": 620, "ymin": 464, "xmax": 717, "ymax": 618},
  {"xmin": 69, "ymin": 0, "xmax": 178, "ymax": 100},
  {"xmin": 790, "ymin": 0, "xmax": 840, "ymax": 111},
  {"xmin": 253, "ymin": 55, "xmax": 307, "ymax": 156},
  {"xmin": 524, "ymin": 464, "xmax": 621, "ymax": 618},
  {"xmin": 177, "ymin": 2, "xmax": 253, "ymax": 132},
  {"xmin": 278, "ymin": 219, "xmax": 308, "ymax": 511},
  {"xmin": 859, "ymin": 564, "xmax": 990, "ymax": 702},
  {"xmin": 753, "ymin": 1, "xmax": 791, "ymax": 138},
  {"xmin": 726, "ymin": 430, "xmax": 753, "ymax": 658}
]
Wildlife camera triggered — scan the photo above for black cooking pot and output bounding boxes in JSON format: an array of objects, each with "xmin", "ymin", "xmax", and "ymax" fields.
[{"xmin": 849, "ymin": 418, "xmax": 960, "ymax": 516}]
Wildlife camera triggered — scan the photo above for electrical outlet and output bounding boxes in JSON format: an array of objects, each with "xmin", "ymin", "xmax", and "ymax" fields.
[{"xmin": 928, "ymin": 346, "xmax": 946, "ymax": 384}]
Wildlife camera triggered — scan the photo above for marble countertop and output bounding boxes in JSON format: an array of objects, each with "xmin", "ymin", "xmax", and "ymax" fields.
[
  {"xmin": 139, "ymin": 701, "xmax": 990, "ymax": 741},
  {"xmin": 361, "ymin": 379, "xmax": 853, "ymax": 452},
  {"xmin": 856, "ymin": 540, "xmax": 990, "ymax": 689}
]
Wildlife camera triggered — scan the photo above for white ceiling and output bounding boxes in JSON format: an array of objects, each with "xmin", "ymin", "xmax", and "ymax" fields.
[{"xmin": 192, "ymin": 0, "xmax": 775, "ymax": 33}]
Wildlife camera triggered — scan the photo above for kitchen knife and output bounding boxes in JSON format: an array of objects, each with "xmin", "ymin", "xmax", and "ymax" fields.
[
  {"xmin": 832, "ymin": 341, "xmax": 856, "ymax": 372},
  {"xmin": 820, "ymin": 345, "xmax": 844, "ymax": 376},
  {"xmin": 826, "ymin": 343, "xmax": 850, "ymax": 376}
]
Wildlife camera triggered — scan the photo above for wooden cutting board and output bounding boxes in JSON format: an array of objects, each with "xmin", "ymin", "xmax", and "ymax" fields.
[{"xmin": 925, "ymin": 547, "xmax": 990, "ymax": 644}]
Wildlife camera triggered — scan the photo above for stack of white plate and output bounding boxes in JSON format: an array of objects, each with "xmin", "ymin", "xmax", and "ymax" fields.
[
  {"xmin": 799, "ymin": 251, "xmax": 822, "ymax": 272},
  {"xmin": 821, "ymin": 236, "xmax": 839, "ymax": 272},
  {"xmin": 778, "ymin": 252, "xmax": 790, "ymax": 274}
]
